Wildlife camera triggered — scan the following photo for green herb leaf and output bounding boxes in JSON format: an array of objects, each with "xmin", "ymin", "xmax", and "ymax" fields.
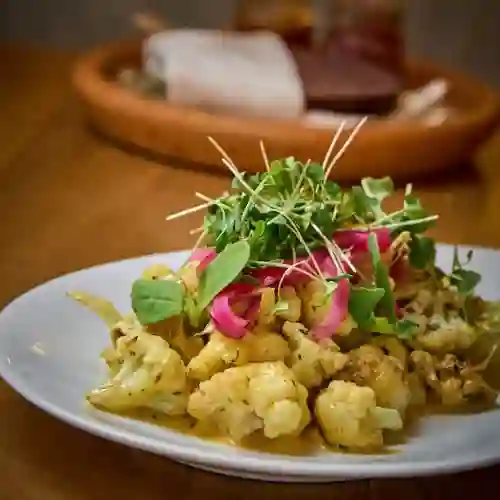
[
  {"xmin": 351, "ymin": 186, "xmax": 378, "ymax": 220},
  {"xmin": 409, "ymin": 235, "xmax": 436, "ymax": 269},
  {"xmin": 323, "ymin": 275, "xmax": 352, "ymax": 296},
  {"xmin": 269, "ymin": 160, "xmax": 294, "ymax": 193},
  {"xmin": 177, "ymin": 144, "xmax": 438, "ymax": 271},
  {"xmin": 348, "ymin": 287, "xmax": 385, "ymax": 330},
  {"xmin": 394, "ymin": 319, "xmax": 419, "ymax": 339},
  {"xmin": 197, "ymin": 240, "xmax": 251, "ymax": 310},
  {"xmin": 284, "ymin": 156, "xmax": 296, "ymax": 169},
  {"xmin": 450, "ymin": 269, "xmax": 481, "ymax": 295},
  {"xmin": 311, "ymin": 207, "xmax": 334, "ymax": 235},
  {"xmin": 184, "ymin": 295, "xmax": 201, "ymax": 328},
  {"xmin": 368, "ymin": 233, "xmax": 397, "ymax": 323},
  {"xmin": 360, "ymin": 177, "xmax": 394, "ymax": 220},
  {"xmin": 324, "ymin": 181, "xmax": 341, "ymax": 199},
  {"xmin": 361, "ymin": 176, "xmax": 394, "ymax": 202},
  {"xmin": 449, "ymin": 246, "xmax": 481, "ymax": 295},
  {"xmin": 306, "ymin": 163, "xmax": 325, "ymax": 184},
  {"xmin": 131, "ymin": 279, "xmax": 184, "ymax": 325},
  {"xmin": 402, "ymin": 195, "xmax": 433, "ymax": 233},
  {"xmin": 372, "ymin": 317, "xmax": 394, "ymax": 334},
  {"xmin": 372, "ymin": 317, "xmax": 418, "ymax": 339}
]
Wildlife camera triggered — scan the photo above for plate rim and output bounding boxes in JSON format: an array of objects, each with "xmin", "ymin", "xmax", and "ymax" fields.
[{"xmin": 1, "ymin": 243, "xmax": 500, "ymax": 480}]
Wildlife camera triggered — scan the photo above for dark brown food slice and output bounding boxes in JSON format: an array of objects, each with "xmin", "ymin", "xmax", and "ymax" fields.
[{"xmin": 292, "ymin": 47, "xmax": 402, "ymax": 115}]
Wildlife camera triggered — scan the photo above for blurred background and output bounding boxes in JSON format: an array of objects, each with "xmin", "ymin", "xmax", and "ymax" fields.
[{"xmin": 1, "ymin": 0, "xmax": 500, "ymax": 88}]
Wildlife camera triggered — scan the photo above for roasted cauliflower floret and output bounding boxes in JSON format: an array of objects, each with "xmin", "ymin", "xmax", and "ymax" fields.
[
  {"xmin": 315, "ymin": 380, "xmax": 403, "ymax": 450},
  {"xmin": 297, "ymin": 280, "xmax": 355, "ymax": 335},
  {"xmin": 344, "ymin": 345, "xmax": 411, "ymax": 415},
  {"xmin": 276, "ymin": 286, "xmax": 302, "ymax": 322},
  {"xmin": 187, "ymin": 331, "xmax": 242, "ymax": 380},
  {"xmin": 415, "ymin": 316, "xmax": 480, "ymax": 353},
  {"xmin": 67, "ymin": 290, "xmax": 134, "ymax": 347},
  {"xmin": 147, "ymin": 318, "xmax": 204, "ymax": 363},
  {"xmin": 406, "ymin": 372, "xmax": 428, "ymax": 407},
  {"xmin": 371, "ymin": 337, "xmax": 408, "ymax": 368},
  {"xmin": 166, "ymin": 327, "xmax": 204, "ymax": 362},
  {"xmin": 187, "ymin": 362, "xmax": 311, "ymax": 442},
  {"xmin": 187, "ymin": 330, "xmax": 290, "ymax": 381},
  {"xmin": 88, "ymin": 330, "xmax": 188, "ymax": 415},
  {"xmin": 255, "ymin": 287, "xmax": 277, "ymax": 327},
  {"xmin": 282, "ymin": 322, "xmax": 348, "ymax": 388},
  {"xmin": 404, "ymin": 284, "xmax": 465, "ymax": 317},
  {"xmin": 410, "ymin": 350, "xmax": 496, "ymax": 406},
  {"xmin": 369, "ymin": 338, "xmax": 427, "ymax": 408}
]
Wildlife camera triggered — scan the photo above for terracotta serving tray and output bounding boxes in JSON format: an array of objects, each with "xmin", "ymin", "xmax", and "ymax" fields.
[{"xmin": 72, "ymin": 39, "xmax": 500, "ymax": 181}]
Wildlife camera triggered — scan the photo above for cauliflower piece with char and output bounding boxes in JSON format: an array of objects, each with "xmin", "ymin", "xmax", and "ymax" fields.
[
  {"xmin": 187, "ymin": 330, "xmax": 290, "ymax": 381},
  {"xmin": 344, "ymin": 345, "xmax": 411, "ymax": 416},
  {"xmin": 187, "ymin": 362, "xmax": 311, "ymax": 442},
  {"xmin": 282, "ymin": 322, "xmax": 348, "ymax": 388},
  {"xmin": 410, "ymin": 350, "xmax": 496, "ymax": 406},
  {"xmin": 88, "ymin": 330, "xmax": 188, "ymax": 415},
  {"xmin": 415, "ymin": 315, "xmax": 480, "ymax": 354},
  {"xmin": 403, "ymin": 283, "xmax": 465, "ymax": 317},
  {"xmin": 315, "ymin": 380, "xmax": 403, "ymax": 450}
]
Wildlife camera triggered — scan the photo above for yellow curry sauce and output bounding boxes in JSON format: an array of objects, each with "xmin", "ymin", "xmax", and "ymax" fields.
[{"xmin": 96, "ymin": 399, "xmax": 497, "ymax": 457}]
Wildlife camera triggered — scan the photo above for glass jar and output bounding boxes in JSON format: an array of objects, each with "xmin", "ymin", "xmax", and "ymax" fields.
[
  {"xmin": 328, "ymin": 0, "xmax": 406, "ymax": 77},
  {"xmin": 235, "ymin": 0, "xmax": 314, "ymax": 47}
]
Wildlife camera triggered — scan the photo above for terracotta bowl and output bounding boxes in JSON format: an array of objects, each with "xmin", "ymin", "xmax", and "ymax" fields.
[{"xmin": 72, "ymin": 39, "xmax": 500, "ymax": 181}]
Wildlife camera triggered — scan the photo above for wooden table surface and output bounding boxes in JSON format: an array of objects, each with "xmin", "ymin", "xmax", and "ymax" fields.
[{"xmin": 2, "ymin": 44, "xmax": 500, "ymax": 500}]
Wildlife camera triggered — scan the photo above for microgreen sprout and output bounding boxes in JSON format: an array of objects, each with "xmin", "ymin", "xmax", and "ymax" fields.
[{"xmin": 163, "ymin": 120, "xmax": 445, "ymax": 339}]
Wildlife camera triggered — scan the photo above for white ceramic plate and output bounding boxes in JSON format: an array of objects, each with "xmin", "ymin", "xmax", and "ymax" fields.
[{"xmin": 1, "ymin": 245, "xmax": 500, "ymax": 483}]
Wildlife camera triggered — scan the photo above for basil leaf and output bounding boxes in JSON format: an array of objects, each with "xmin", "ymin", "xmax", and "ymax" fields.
[
  {"xmin": 348, "ymin": 287, "xmax": 385, "ymax": 330},
  {"xmin": 368, "ymin": 233, "xmax": 397, "ymax": 323},
  {"xmin": 131, "ymin": 279, "xmax": 184, "ymax": 325},
  {"xmin": 409, "ymin": 235, "xmax": 436, "ymax": 269},
  {"xmin": 197, "ymin": 240, "xmax": 251, "ymax": 310}
]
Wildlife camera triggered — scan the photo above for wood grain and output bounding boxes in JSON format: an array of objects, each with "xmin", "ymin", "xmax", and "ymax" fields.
[{"xmin": 1, "ymin": 44, "xmax": 500, "ymax": 499}]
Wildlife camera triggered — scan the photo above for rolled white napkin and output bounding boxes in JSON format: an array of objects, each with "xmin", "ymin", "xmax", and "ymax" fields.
[{"xmin": 143, "ymin": 30, "xmax": 305, "ymax": 119}]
